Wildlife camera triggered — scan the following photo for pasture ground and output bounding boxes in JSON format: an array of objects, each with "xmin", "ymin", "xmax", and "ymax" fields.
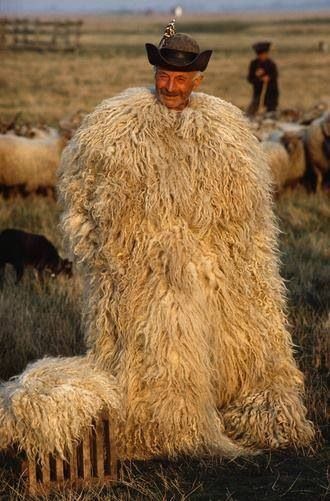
[
  {"xmin": 1, "ymin": 13, "xmax": 330, "ymax": 123},
  {"xmin": 0, "ymin": 12, "xmax": 329, "ymax": 500}
]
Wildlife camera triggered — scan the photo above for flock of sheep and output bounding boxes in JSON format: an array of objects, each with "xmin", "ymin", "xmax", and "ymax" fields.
[
  {"xmin": 0, "ymin": 112, "xmax": 80, "ymax": 197},
  {"xmin": 0, "ymin": 127, "xmax": 66, "ymax": 197},
  {"xmin": 0, "ymin": 107, "xmax": 329, "ymax": 198},
  {"xmin": 258, "ymin": 110, "xmax": 330, "ymax": 193}
]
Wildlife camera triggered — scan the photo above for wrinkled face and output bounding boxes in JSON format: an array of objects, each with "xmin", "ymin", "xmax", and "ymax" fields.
[{"xmin": 155, "ymin": 68, "xmax": 203, "ymax": 111}]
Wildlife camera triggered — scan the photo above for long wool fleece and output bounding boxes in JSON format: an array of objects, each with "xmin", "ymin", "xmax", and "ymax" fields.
[
  {"xmin": 59, "ymin": 88, "xmax": 313, "ymax": 458},
  {"xmin": 0, "ymin": 357, "xmax": 120, "ymax": 460},
  {"xmin": 57, "ymin": 87, "xmax": 313, "ymax": 459}
]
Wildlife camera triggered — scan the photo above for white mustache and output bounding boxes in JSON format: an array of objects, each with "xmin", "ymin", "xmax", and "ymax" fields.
[{"xmin": 160, "ymin": 90, "xmax": 180, "ymax": 97}]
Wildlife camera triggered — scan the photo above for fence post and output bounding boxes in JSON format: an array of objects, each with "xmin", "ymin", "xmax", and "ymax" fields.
[
  {"xmin": 0, "ymin": 18, "xmax": 83, "ymax": 51},
  {"xmin": 0, "ymin": 18, "xmax": 7, "ymax": 49}
]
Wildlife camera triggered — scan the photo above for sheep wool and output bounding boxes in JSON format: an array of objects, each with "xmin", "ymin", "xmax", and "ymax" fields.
[
  {"xmin": 0, "ymin": 356, "xmax": 121, "ymax": 461},
  {"xmin": 305, "ymin": 112, "xmax": 330, "ymax": 190},
  {"xmin": 261, "ymin": 134, "xmax": 306, "ymax": 192},
  {"xmin": 0, "ymin": 128, "xmax": 65, "ymax": 194},
  {"xmin": 57, "ymin": 87, "xmax": 314, "ymax": 460},
  {"xmin": 261, "ymin": 140, "xmax": 290, "ymax": 190}
]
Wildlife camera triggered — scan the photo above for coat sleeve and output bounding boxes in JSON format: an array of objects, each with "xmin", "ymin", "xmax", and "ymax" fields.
[
  {"xmin": 57, "ymin": 136, "xmax": 104, "ymax": 271},
  {"xmin": 247, "ymin": 60, "xmax": 259, "ymax": 85},
  {"xmin": 57, "ymin": 128, "xmax": 119, "ymax": 357},
  {"xmin": 267, "ymin": 60, "xmax": 278, "ymax": 81}
]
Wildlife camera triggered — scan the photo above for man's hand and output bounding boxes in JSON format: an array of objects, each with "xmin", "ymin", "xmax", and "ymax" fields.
[
  {"xmin": 255, "ymin": 68, "xmax": 265, "ymax": 77},
  {"xmin": 262, "ymin": 75, "xmax": 270, "ymax": 83}
]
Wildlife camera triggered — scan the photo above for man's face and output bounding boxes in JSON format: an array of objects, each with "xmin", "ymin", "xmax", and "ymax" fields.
[
  {"xmin": 155, "ymin": 68, "xmax": 203, "ymax": 111},
  {"xmin": 257, "ymin": 51, "xmax": 269, "ymax": 61}
]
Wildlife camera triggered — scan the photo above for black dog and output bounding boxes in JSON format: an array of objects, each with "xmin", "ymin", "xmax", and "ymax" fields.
[{"xmin": 0, "ymin": 228, "xmax": 72, "ymax": 284}]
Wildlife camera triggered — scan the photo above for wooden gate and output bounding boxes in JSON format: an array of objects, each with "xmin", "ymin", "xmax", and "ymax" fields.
[
  {"xmin": 0, "ymin": 17, "xmax": 83, "ymax": 51},
  {"xmin": 21, "ymin": 411, "xmax": 118, "ymax": 496}
]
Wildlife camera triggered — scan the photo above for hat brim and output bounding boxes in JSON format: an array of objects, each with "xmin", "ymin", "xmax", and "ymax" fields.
[{"xmin": 145, "ymin": 43, "xmax": 212, "ymax": 72}]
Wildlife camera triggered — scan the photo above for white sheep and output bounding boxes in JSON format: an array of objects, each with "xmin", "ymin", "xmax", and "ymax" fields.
[
  {"xmin": 261, "ymin": 140, "xmax": 290, "ymax": 192},
  {"xmin": 262, "ymin": 132, "xmax": 307, "ymax": 193},
  {"xmin": 0, "ymin": 128, "xmax": 66, "ymax": 196},
  {"xmin": 305, "ymin": 112, "xmax": 330, "ymax": 191}
]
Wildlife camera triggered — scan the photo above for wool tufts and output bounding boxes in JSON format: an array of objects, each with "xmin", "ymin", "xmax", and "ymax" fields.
[
  {"xmin": 0, "ymin": 356, "xmax": 120, "ymax": 461},
  {"xmin": 57, "ymin": 88, "xmax": 314, "ymax": 458},
  {"xmin": 0, "ymin": 87, "xmax": 314, "ymax": 461}
]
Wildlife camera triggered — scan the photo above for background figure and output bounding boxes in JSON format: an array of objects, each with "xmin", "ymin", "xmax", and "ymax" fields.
[{"xmin": 247, "ymin": 41, "xmax": 279, "ymax": 115}]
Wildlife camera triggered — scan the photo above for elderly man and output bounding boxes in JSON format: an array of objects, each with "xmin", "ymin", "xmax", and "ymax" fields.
[
  {"xmin": 58, "ymin": 22, "xmax": 313, "ymax": 460},
  {"xmin": 145, "ymin": 22, "xmax": 209, "ymax": 111}
]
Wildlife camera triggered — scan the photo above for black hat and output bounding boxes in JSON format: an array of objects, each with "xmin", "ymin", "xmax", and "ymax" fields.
[
  {"xmin": 145, "ymin": 20, "xmax": 212, "ymax": 72},
  {"xmin": 252, "ymin": 41, "xmax": 272, "ymax": 54}
]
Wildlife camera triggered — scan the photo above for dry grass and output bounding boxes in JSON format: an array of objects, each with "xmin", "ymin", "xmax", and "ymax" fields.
[
  {"xmin": 0, "ymin": 163, "xmax": 328, "ymax": 501},
  {"xmin": 0, "ymin": 12, "xmax": 329, "ymax": 500},
  {"xmin": 0, "ymin": 14, "xmax": 330, "ymax": 123},
  {"xmin": 276, "ymin": 191, "xmax": 329, "ymax": 432},
  {"xmin": 0, "ymin": 198, "xmax": 84, "ymax": 381}
]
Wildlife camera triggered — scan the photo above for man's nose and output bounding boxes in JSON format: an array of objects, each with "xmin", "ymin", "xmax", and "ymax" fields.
[{"xmin": 166, "ymin": 78, "xmax": 176, "ymax": 92}]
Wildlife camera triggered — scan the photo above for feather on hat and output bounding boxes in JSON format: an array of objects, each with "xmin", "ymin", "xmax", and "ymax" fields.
[{"xmin": 145, "ymin": 20, "xmax": 212, "ymax": 72}]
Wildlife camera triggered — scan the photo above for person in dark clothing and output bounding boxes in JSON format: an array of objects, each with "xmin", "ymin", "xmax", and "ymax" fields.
[{"xmin": 247, "ymin": 41, "xmax": 279, "ymax": 116}]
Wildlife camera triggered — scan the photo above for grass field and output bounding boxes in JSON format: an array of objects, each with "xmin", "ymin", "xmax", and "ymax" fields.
[
  {"xmin": 0, "ymin": 191, "xmax": 329, "ymax": 500},
  {"xmin": 1, "ymin": 13, "xmax": 330, "ymax": 124},
  {"xmin": 0, "ymin": 12, "xmax": 329, "ymax": 500}
]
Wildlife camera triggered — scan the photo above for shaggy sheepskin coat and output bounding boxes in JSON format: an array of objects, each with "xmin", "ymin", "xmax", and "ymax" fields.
[
  {"xmin": 0, "ymin": 87, "xmax": 314, "ymax": 463},
  {"xmin": 57, "ymin": 87, "xmax": 314, "ymax": 460},
  {"xmin": 0, "ymin": 357, "xmax": 120, "ymax": 460}
]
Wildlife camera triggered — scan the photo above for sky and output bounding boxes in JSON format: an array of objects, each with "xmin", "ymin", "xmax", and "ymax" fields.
[{"xmin": 0, "ymin": 0, "xmax": 329, "ymax": 13}]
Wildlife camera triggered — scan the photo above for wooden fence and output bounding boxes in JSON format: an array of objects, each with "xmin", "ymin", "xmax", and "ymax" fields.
[
  {"xmin": 0, "ymin": 17, "xmax": 83, "ymax": 51},
  {"xmin": 4, "ymin": 411, "xmax": 119, "ymax": 496}
]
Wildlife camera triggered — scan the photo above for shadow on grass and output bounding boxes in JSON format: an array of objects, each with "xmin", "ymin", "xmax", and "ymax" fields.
[{"xmin": 0, "ymin": 450, "xmax": 329, "ymax": 500}]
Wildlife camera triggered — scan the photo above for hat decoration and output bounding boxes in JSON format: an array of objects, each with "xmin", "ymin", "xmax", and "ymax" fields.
[
  {"xmin": 145, "ymin": 20, "xmax": 212, "ymax": 72},
  {"xmin": 159, "ymin": 19, "xmax": 176, "ymax": 48}
]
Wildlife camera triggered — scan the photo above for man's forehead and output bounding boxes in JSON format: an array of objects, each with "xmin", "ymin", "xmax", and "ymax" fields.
[{"xmin": 156, "ymin": 68, "xmax": 197, "ymax": 77}]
